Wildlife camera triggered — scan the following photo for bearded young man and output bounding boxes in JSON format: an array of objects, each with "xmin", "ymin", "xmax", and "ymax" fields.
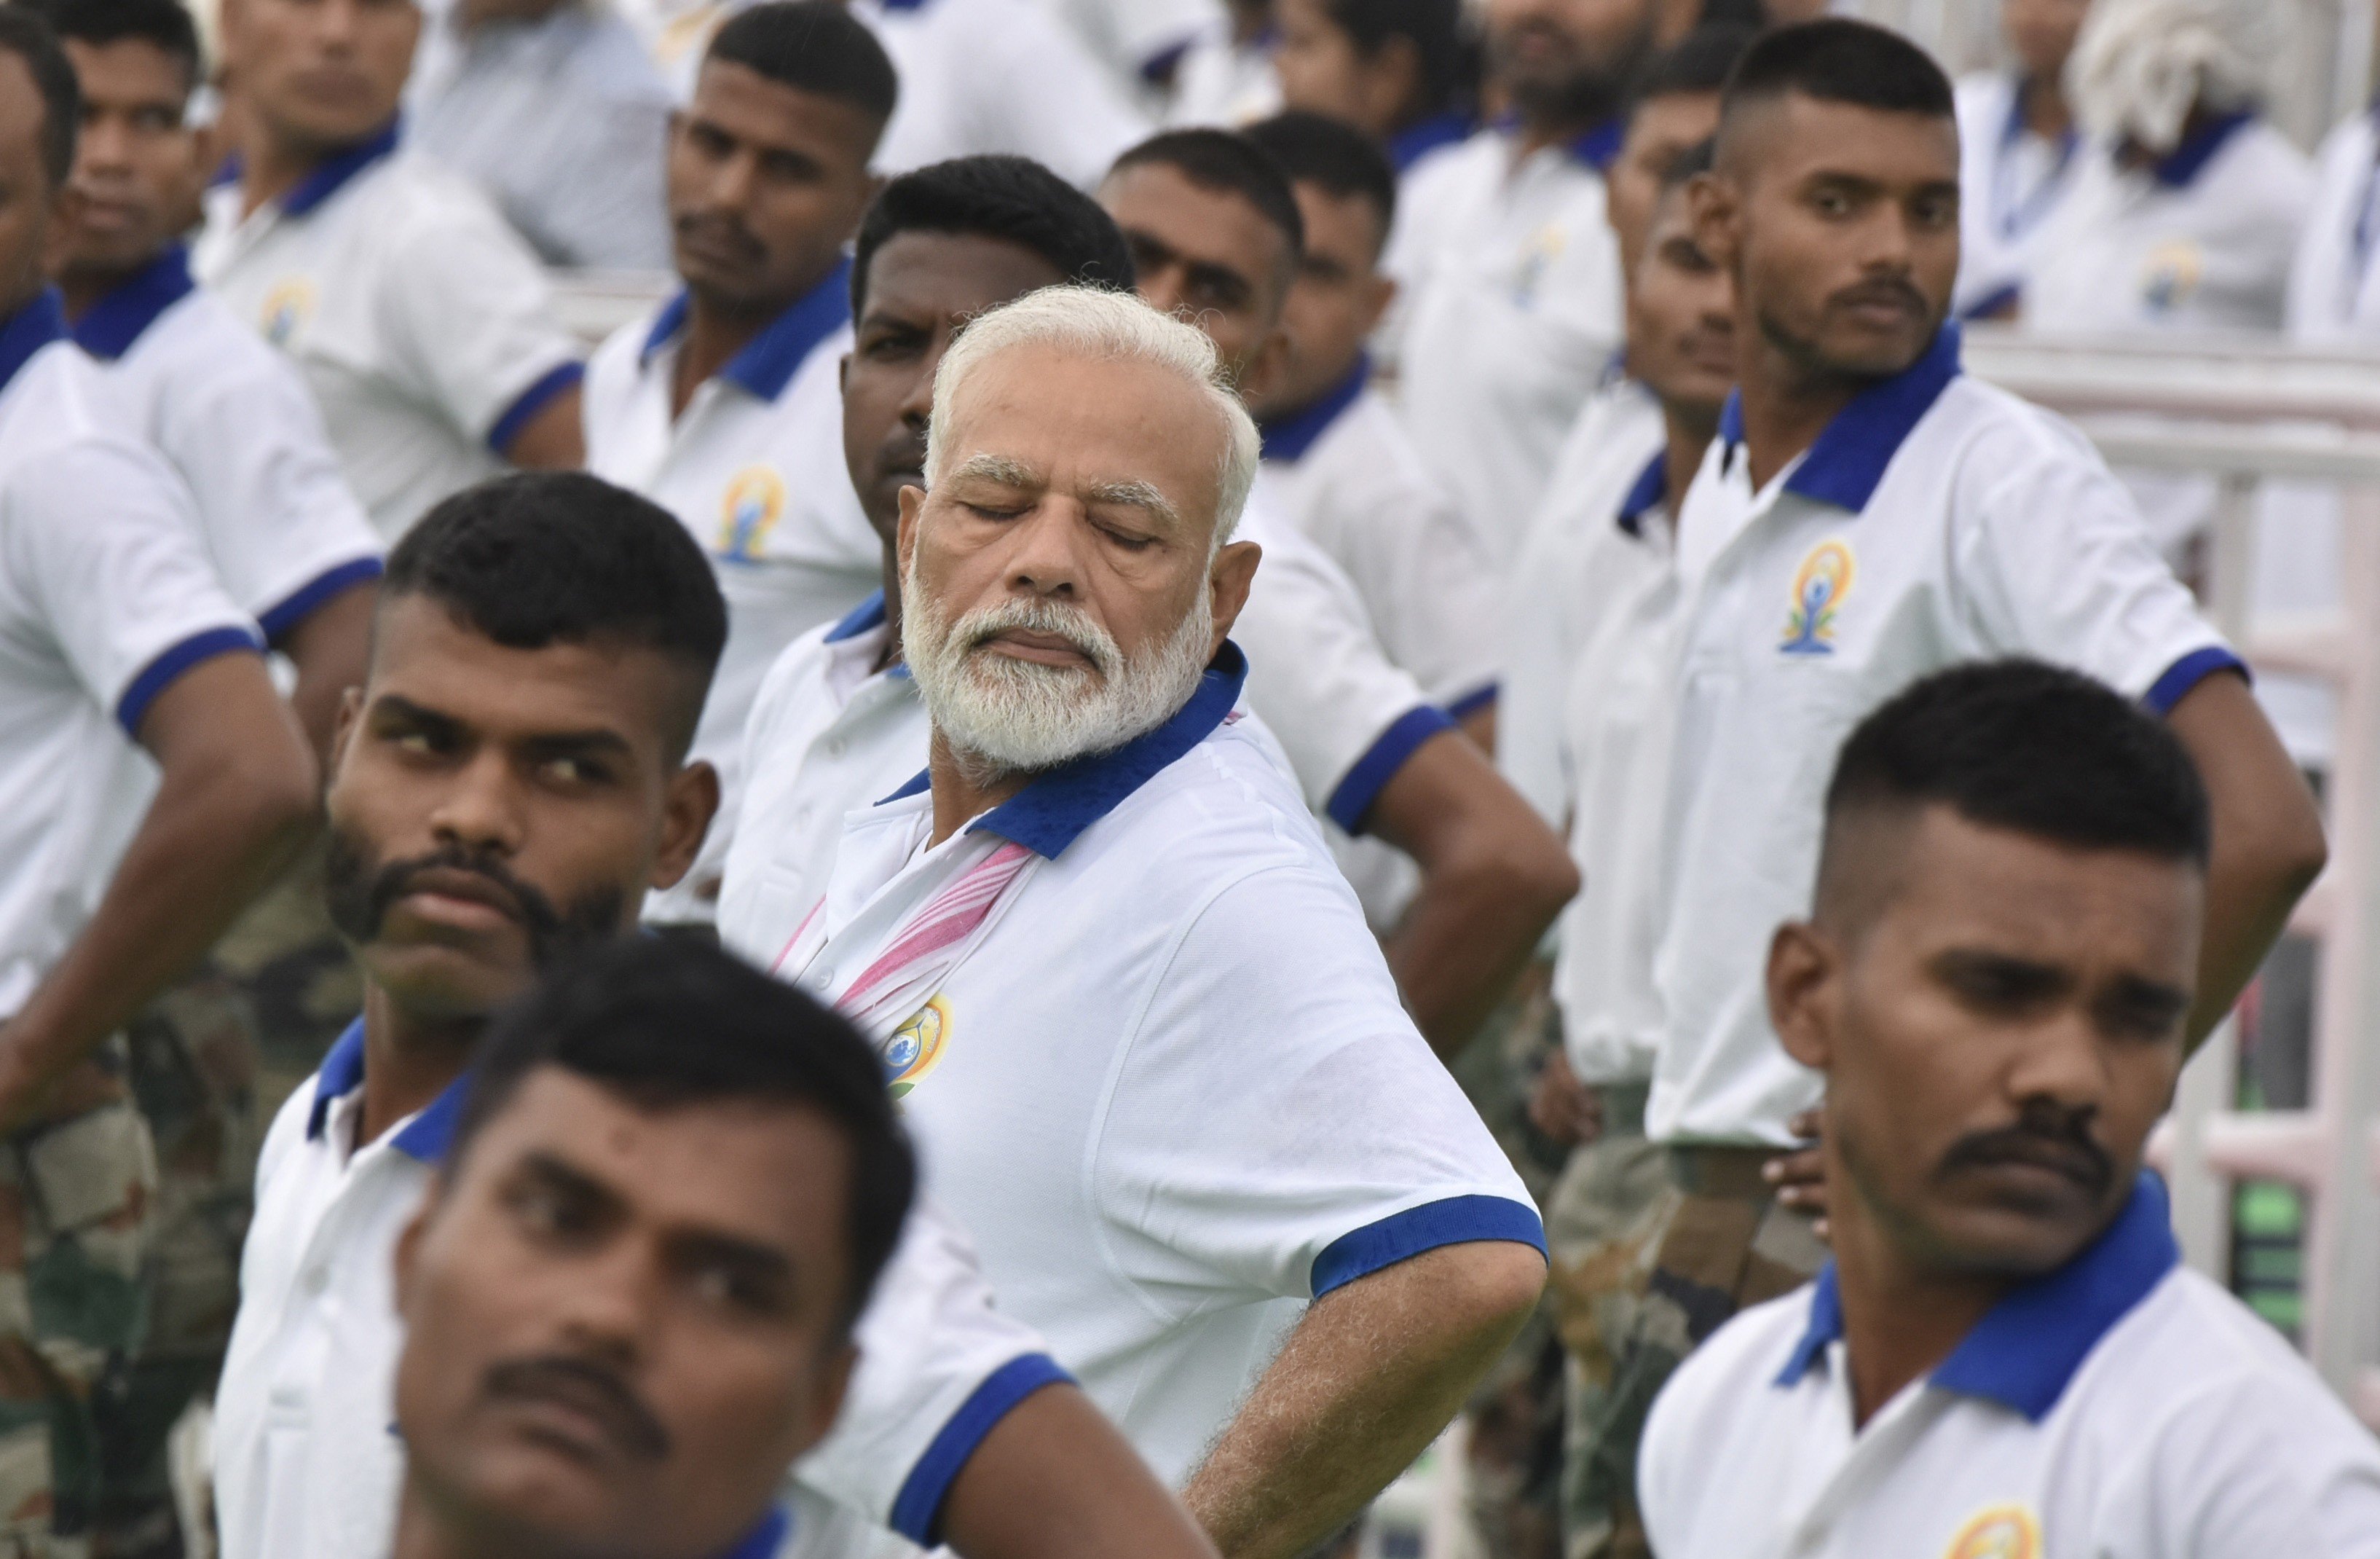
[{"xmin": 772, "ymin": 285, "xmax": 1549, "ymax": 1558}]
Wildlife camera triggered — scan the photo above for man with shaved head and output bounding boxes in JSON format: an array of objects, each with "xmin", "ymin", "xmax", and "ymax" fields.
[{"xmin": 776, "ymin": 284, "xmax": 1550, "ymax": 1557}]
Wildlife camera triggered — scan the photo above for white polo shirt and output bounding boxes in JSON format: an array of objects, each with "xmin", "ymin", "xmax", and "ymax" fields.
[
  {"xmin": 1655, "ymin": 326, "xmax": 2235, "ymax": 1147},
  {"xmin": 1258, "ymin": 358, "xmax": 1501, "ymax": 712},
  {"xmin": 1389, "ymin": 122, "xmax": 1626, "ymax": 565},
  {"xmin": 194, "ymin": 122, "xmax": 588, "ymax": 541},
  {"xmin": 2290, "ymin": 106, "xmax": 2380, "ymax": 335},
  {"xmin": 1498, "ymin": 372, "xmax": 1663, "ymax": 828},
  {"xmin": 583, "ymin": 264, "xmax": 879, "ymax": 922},
  {"xmin": 71, "ymin": 244, "xmax": 382, "ymax": 643},
  {"xmin": 1550, "ymin": 452, "xmax": 1676, "ymax": 1088},
  {"xmin": 216, "ymin": 1021, "xmax": 1068, "ymax": 1559},
  {"xmin": 0, "ymin": 291, "xmax": 264, "ymax": 1021},
  {"xmin": 1950, "ymin": 71, "xmax": 2082, "ymax": 318},
  {"xmin": 779, "ymin": 645, "xmax": 1545, "ymax": 1483},
  {"xmin": 1640, "ymin": 1174, "xmax": 2380, "ymax": 1559}
]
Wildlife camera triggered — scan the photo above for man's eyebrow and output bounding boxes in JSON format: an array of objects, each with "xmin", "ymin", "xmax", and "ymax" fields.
[
  {"xmin": 369, "ymin": 691, "xmax": 462, "ymax": 731},
  {"xmin": 1081, "ymin": 479, "xmax": 1184, "ymax": 531},
  {"xmin": 946, "ymin": 452, "xmax": 1044, "ymax": 488},
  {"xmin": 516, "ymin": 1147, "xmax": 627, "ymax": 1214},
  {"xmin": 519, "ymin": 728, "xmax": 637, "ymax": 762}
]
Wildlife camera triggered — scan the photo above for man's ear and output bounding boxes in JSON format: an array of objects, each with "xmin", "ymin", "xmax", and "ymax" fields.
[
  {"xmin": 1207, "ymin": 537, "xmax": 1261, "ymax": 651},
  {"xmin": 1356, "ymin": 270, "xmax": 1396, "ymax": 339},
  {"xmin": 326, "ymin": 685, "xmax": 365, "ymax": 781},
  {"xmin": 1687, "ymin": 169, "xmax": 1741, "ymax": 278},
  {"xmin": 650, "ymin": 758, "xmax": 721, "ymax": 891},
  {"xmin": 1767, "ymin": 919, "xmax": 1842, "ymax": 1072},
  {"xmin": 797, "ymin": 1339, "xmax": 859, "ymax": 1458},
  {"xmin": 895, "ymin": 484, "xmax": 925, "ymax": 583},
  {"xmin": 1236, "ymin": 323, "xmax": 1293, "ymax": 408}
]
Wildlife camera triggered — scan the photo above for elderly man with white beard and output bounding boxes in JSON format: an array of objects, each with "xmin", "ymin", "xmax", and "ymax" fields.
[{"xmin": 768, "ymin": 284, "xmax": 1548, "ymax": 1558}]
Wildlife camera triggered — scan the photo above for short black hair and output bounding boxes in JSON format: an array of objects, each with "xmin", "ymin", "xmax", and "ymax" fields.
[
  {"xmin": 1316, "ymin": 0, "xmax": 1467, "ymax": 119},
  {"xmin": 851, "ymin": 154, "xmax": 1134, "ymax": 319},
  {"xmin": 1245, "ymin": 111, "xmax": 1397, "ymax": 246},
  {"xmin": 1821, "ymin": 661, "xmax": 2213, "ymax": 913},
  {"xmin": 0, "ymin": 7, "xmax": 79, "ymax": 189},
  {"xmin": 1111, "ymin": 127, "xmax": 1306, "ymax": 263},
  {"xmin": 383, "ymin": 474, "xmax": 728, "ymax": 757},
  {"xmin": 452, "ymin": 938, "xmax": 918, "ymax": 1336},
  {"xmin": 705, "ymin": 0, "xmax": 898, "ymax": 127},
  {"xmin": 35, "ymin": 0, "xmax": 202, "ymax": 93},
  {"xmin": 1627, "ymin": 23, "xmax": 1755, "ymax": 119},
  {"xmin": 1721, "ymin": 17, "xmax": 1955, "ymax": 123}
]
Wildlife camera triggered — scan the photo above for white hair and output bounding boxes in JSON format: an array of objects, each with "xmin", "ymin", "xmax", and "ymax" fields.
[
  {"xmin": 923, "ymin": 284, "xmax": 1261, "ymax": 548},
  {"xmin": 2066, "ymin": 0, "xmax": 2285, "ymax": 154}
]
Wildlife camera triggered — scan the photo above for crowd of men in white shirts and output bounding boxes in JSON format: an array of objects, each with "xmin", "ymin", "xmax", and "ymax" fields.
[{"xmin": 0, "ymin": 0, "xmax": 2376, "ymax": 1553}]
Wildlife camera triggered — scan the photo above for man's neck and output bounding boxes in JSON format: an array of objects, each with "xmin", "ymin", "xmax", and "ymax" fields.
[
  {"xmin": 390, "ymin": 1470, "xmax": 548, "ymax": 1559},
  {"xmin": 1505, "ymin": 74, "xmax": 1626, "ymax": 161},
  {"xmin": 456, "ymin": 0, "xmax": 570, "ymax": 32},
  {"xmin": 1658, "ymin": 399, "xmax": 1719, "ymax": 524},
  {"xmin": 875, "ymin": 547, "xmax": 905, "ymax": 675},
  {"xmin": 356, "ymin": 981, "xmax": 481, "ymax": 1147},
  {"xmin": 671, "ymin": 270, "xmax": 832, "ymax": 417},
  {"xmin": 240, "ymin": 122, "xmax": 380, "ymax": 219},
  {"xmin": 2018, "ymin": 71, "xmax": 2072, "ymax": 143},
  {"xmin": 56, "ymin": 256, "xmax": 156, "ymax": 323},
  {"xmin": 1827, "ymin": 1186, "xmax": 2010, "ymax": 1429},
  {"xmin": 926, "ymin": 729, "xmax": 1031, "ymax": 847},
  {"xmin": 1736, "ymin": 322, "xmax": 1867, "ymax": 492}
]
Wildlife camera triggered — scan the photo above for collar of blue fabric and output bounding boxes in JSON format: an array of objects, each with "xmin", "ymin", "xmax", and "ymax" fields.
[
  {"xmin": 1258, "ymin": 353, "xmax": 1368, "ymax": 463},
  {"xmin": 713, "ymin": 1506, "xmax": 790, "ymax": 1559},
  {"xmin": 1714, "ymin": 322, "xmax": 1962, "ymax": 514},
  {"xmin": 2149, "ymin": 109, "xmax": 2253, "ymax": 189},
  {"xmin": 824, "ymin": 588, "xmax": 913, "ymax": 678},
  {"xmin": 283, "ymin": 119, "xmax": 403, "ymax": 219},
  {"xmin": 1775, "ymin": 1170, "xmax": 2179, "ymax": 1421},
  {"xmin": 883, "ymin": 640, "xmax": 1248, "ymax": 857},
  {"xmin": 0, "ymin": 288, "xmax": 67, "ymax": 398},
  {"xmin": 71, "ymin": 244, "xmax": 196, "ymax": 361},
  {"xmin": 643, "ymin": 255, "xmax": 854, "ymax": 402},
  {"xmin": 1569, "ymin": 116, "xmax": 1624, "ymax": 172},
  {"xmin": 305, "ymin": 1018, "xmax": 470, "ymax": 1163},
  {"xmin": 1615, "ymin": 449, "xmax": 1666, "ymax": 536},
  {"xmin": 1389, "ymin": 109, "xmax": 1474, "ymax": 171}
]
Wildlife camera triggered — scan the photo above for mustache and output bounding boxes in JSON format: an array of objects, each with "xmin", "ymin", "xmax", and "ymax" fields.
[
  {"xmin": 1827, "ymin": 276, "xmax": 1930, "ymax": 317},
  {"xmin": 321, "ymin": 829, "xmax": 623, "ymax": 970},
  {"xmin": 674, "ymin": 210, "xmax": 765, "ymax": 265},
  {"xmin": 1935, "ymin": 1101, "xmax": 2115, "ymax": 1200},
  {"xmin": 482, "ymin": 1355, "xmax": 672, "ymax": 1464},
  {"xmin": 955, "ymin": 597, "xmax": 1121, "ymax": 676}
]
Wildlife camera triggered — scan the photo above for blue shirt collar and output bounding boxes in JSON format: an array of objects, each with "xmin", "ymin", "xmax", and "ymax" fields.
[
  {"xmin": 1570, "ymin": 116, "xmax": 1624, "ymax": 173},
  {"xmin": 2150, "ymin": 109, "xmax": 2254, "ymax": 189},
  {"xmin": 0, "ymin": 288, "xmax": 67, "ymax": 398},
  {"xmin": 1388, "ymin": 109, "xmax": 1473, "ymax": 172},
  {"xmin": 1776, "ymin": 1171, "xmax": 2180, "ymax": 1421},
  {"xmin": 1716, "ymin": 323, "xmax": 1963, "ymax": 514},
  {"xmin": 643, "ymin": 256, "xmax": 854, "ymax": 402},
  {"xmin": 283, "ymin": 119, "xmax": 403, "ymax": 218},
  {"xmin": 1258, "ymin": 354, "xmax": 1368, "ymax": 463},
  {"xmin": 1615, "ymin": 450, "xmax": 1667, "ymax": 536},
  {"xmin": 886, "ymin": 640, "xmax": 1248, "ymax": 858},
  {"xmin": 71, "ymin": 244, "xmax": 196, "ymax": 361},
  {"xmin": 714, "ymin": 1507, "xmax": 790, "ymax": 1559},
  {"xmin": 305, "ymin": 1018, "xmax": 470, "ymax": 1163},
  {"xmin": 824, "ymin": 589, "xmax": 888, "ymax": 643}
]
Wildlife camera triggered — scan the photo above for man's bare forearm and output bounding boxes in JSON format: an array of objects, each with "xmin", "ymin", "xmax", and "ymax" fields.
[
  {"xmin": 1181, "ymin": 1241, "xmax": 1546, "ymax": 1559},
  {"xmin": 0, "ymin": 656, "xmax": 316, "ymax": 1126},
  {"xmin": 1367, "ymin": 731, "xmax": 1577, "ymax": 1059},
  {"xmin": 941, "ymin": 1383, "xmax": 1219, "ymax": 1559}
]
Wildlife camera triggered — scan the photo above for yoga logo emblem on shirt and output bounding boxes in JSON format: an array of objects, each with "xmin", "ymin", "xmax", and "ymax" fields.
[
  {"xmin": 1942, "ymin": 1503, "xmax": 2037, "ymax": 1559},
  {"xmin": 260, "ymin": 278, "xmax": 317, "ymax": 347},
  {"xmin": 883, "ymin": 995, "xmax": 953, "ymax": 1101},
  {"xmin": 1780, "ymin": 540, "xmax": 1855, "ymax": 656},
  {"xmin": 717, "ymin": 466, "xmax": 786, "ymax": 563},
  {"xmin": 2139, "ymin": 239, "xmax": 2204, "ymax": 315}
]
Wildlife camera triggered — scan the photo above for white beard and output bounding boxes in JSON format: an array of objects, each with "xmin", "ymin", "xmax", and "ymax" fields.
[{"xmin": 903, "ymin": 573, "xmax": 1215, "ymax": 782}]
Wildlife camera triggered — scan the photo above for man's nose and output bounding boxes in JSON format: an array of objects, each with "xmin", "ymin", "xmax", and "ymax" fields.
[
  {"xmin": 2003, "ymin": 1012, "xmax": 2112, "ymax": 1117},
  {"xmin": 424, "ymin": 750, "xmax": 527, "ymax": 857},
  {"xmin": 1001, "ymin": 501, "xmax": 1089, "ymax": 597},
  {"xmin": 1137, "ymin": 264, "xmax": 1190, "ymax": 318}
]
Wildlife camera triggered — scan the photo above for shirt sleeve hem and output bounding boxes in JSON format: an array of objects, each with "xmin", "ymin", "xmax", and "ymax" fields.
[
  {"xmin": 2143, "ymin": 645, "xmax": 2249, "ymax": 715},
  {"xmin": 1309, "ymin": 1195, "xmax": 1548, "ymax": 1300},
  {"xmin": 1444, "ymin": 680, "xmax": 1500, "ymax": 721},
  {"xmin": 887, "ymin": 1352, "xmax": 1075, "ymax": 1544},
  {"xmin": 117, "ymin": 624, "xmax": 266, "ymax": 737},
  {"xmin": 255, "ymin": 555, "xmax": 385, "ymax": 647},
  {"xmin": 485, "ymin": 359, "xmax": 586, "ymax": 455},
  {"xmin": 1325, "ymin": 704, "xmax": 1456, "ymax": 835}
]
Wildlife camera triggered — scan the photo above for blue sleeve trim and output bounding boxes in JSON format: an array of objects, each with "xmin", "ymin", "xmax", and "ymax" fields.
[
  {"xmin": 256, "ymin": 555, "xmax": 384, "ymax": 646},
  {"xmin": 888, "ymin": 1352, "xmax": 1073, "ymax": 1544},
  {"xmin": 486, "ymin": 360, "xmax": 586, "ymax": 456},
  {"xmin": 1325, "ymin": 704, "xmax": 1455, "ymax": 835},
  {"xmin": 2143, "ymin": 645, "xmax": 2249, "ymax": 715},
  {"xmin": 117, "ymin": 624, "xmax": 266, "ymax": 737},
  {"xmin": 1310, "ymin": 1195, "xmax": 1548, "ymax": 1300},
  {"xmin": 1444, "ymin": 681, "xmax": 1499, "ymax": 721}
]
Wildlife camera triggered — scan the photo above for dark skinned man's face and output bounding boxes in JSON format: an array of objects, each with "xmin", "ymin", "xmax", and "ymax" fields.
[{"xmin": 1100, "ymin": 158, "xmax": 1292, "ymax": 399}]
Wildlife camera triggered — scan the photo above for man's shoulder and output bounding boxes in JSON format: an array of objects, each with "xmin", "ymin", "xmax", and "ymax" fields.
[
  {"xmin": 1307, "ymin": 388, "xmax": 1443, "ymax": 500},
  {"xmin": 2089, "ymin": 1266, "xmax": 2364, "ymax": 1418},
  {"xmin": 1073, "ymin": 722, "xmax": 1332, "ymax": 886},
  {"xmin": 0, "ymin": 342, "xmax": 157, "ymax": 486},
  {"xmin": 1901, "ymin": 373, "xmax": 2108, "ymax": 492},
  {"xmin": 359, "ymin": 152, "xmax": 540, "ymax": 259},
  {"xmin": 130, "ymin": 285, "xmax": 310, "ymax": 404}
]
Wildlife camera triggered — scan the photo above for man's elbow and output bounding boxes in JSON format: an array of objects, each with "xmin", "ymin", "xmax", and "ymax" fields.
[
  {"xmin": 210, "ymin": 742, "xmax": 322, "ymax": 860},
  {"xmin": 1438, "ymin": 816, "xmax": 1579, "ymax": 927},
  {"xmin": 2234, "ymin": 777, "xmax": 2328, "ymax": 910},
  {"xmin": 1441, "ymin": 1239, "xmax": 1550, "ymax": 1341}
]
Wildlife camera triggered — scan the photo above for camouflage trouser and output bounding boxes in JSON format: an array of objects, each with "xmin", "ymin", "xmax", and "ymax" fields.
[
  {"xmin": 95, "ymin": 850, "xmax": 357, "ymax": 1558},
  {"xmin": 0, "ymin": 1083, "xmax": 159, "ymax": 1559},
  {"xmin": 1567, "ymin": 1145, "xmax": 1827, "ymax": 1559}
]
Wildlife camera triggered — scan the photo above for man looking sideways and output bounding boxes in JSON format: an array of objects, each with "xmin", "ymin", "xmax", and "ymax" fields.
[
  {"xmin": 213, "ymin": 473, "xmax": 1218, "ymax": 1559},
  {"xmin": 385, "ymin": 938, "xmax": 914, "ymax": 1559},
  {"xmin": 1101, "ymin": 129, "xmax": 1577, "ymax": 1051},
  {"xmin": 1642, "ymin": 661, "xmax": 2380, "ymax": 1557},
  {"xmin": 0, "ymin": 14, "xmax": 318, "ymax": 1550},
  {"xmin": 775, "ymin": 286, "xmax": 1548, "ymax": 1555}
]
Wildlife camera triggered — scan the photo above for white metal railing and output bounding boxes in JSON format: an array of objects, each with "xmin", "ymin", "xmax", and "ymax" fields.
[{"xmin": 1966, "ymin": 324, "xmax": 2380, "ymax": 1426}]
